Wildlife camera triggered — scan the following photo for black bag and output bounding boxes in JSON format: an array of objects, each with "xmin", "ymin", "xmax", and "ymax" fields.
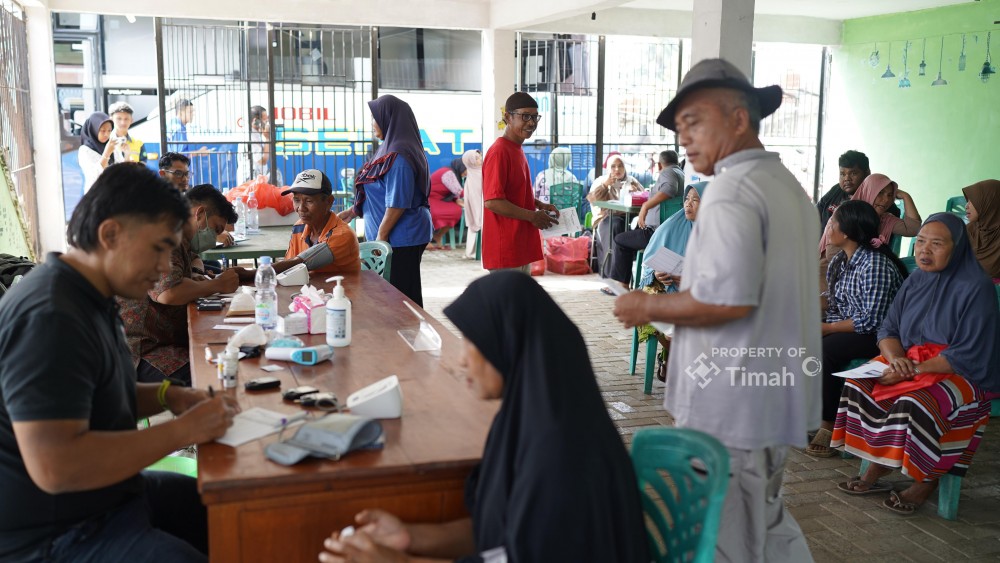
[{"xmin": 0, "ymin": 254, "xmax": 36, "ymax": 299}]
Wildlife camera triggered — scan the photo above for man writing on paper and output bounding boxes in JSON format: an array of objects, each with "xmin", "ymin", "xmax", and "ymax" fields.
[
  {"xmin": 612, "ymin": 59, "xmax": 821, "ymax": 562},
  {"xmin": 0, "ymin": 163, "xmax": 237, "ymax": 561},
  {"xmin": 481, "ymin": 92, "xmax": 559, "ymax": 273},
  {"xmin": 117, "ymin": 184, "xmax": 241, "ymax": 385}
]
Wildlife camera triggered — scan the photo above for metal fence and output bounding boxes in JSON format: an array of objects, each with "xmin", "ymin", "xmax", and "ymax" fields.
[
  {"xmin": 0, "ymin": 0, "xmax": 39, "ymax": 257},
  {"xmin": 158, "ymin": 19, "xmax": 374, "ymax": 206},
  {"xmin": 753, "ymin": 43, "xmax": 826, "ymax": 197},
  {"xmin": 519, "ymin": 33, "xmax": 683, "ymax": 188},
  {"xmin": 518, "ymin": 33, "xmax": 826, "ymax": 194}
]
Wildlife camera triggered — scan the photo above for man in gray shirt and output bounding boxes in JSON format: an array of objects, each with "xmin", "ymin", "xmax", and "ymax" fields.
[
  {"xmin": 614, "ymin": 59, "xmax": 820, "ymax": 563},
  {"xmin": 607, "ymin": 150, "xmax": 684, "ymax": 286}
]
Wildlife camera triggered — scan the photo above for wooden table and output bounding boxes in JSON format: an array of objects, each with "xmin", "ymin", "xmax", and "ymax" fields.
[
  {"xmin": 200, "ymin": 226, "xmax": 291, "ymax": 266},
  {"xmin": 188, "ymin": 271, "xmax": 496, "ymax": 563}
]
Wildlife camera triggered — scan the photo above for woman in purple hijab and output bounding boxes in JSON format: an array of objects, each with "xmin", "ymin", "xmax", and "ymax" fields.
[{"xmin": 339, "ymin": 95, "xmax": 433, "ymax": 305}]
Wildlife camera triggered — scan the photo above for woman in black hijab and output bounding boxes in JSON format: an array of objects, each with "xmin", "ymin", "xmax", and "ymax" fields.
[
  {"xmin": 78, "ymin": 111, "xmax": 114, "ymax": 192},
  {"xmin": 320, "ymin": 272, "xmax": 649, "ymax": 563}
]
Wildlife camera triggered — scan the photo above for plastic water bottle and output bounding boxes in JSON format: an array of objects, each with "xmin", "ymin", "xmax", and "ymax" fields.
[
  {"xmin": 254, "ymin": 256, "xmax": 278, "ymax": 330},
  {"xmin": 234, "ymin": 197, "xmax": 247, "ymax": 239},
  {"xmin": 246, "ymin": 189, "xmax": 260, "ymax": 234}
]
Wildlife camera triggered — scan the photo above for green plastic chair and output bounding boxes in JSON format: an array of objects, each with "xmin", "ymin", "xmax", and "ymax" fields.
[
  {"xmin": 147, "ymin": 454, "xmax": 197, "ymax": 478},
  {"xmin": 628, "ymin": 250, "xmax": 658, "ymax": 395},
  {"xmin": 443, "ymin": 214, "xmax": 466, "ymax": 249},
  {"xmin": 631, "ymin": 428, "xmax": 730, "ymax": 563},
  {"xmin": 658, "ymin": 197, "xmax": 684, "ymax": 224},
  {"xmin": 945, "ymin": 195, "xmax": 966, "ymax": 215},
  {"xmin": 359, "ymin": 241, "xmax": 393, "ymax": 281},
  {"xmin": 550, "ymin": 182, "xmax": 585, "ymax": 222}
]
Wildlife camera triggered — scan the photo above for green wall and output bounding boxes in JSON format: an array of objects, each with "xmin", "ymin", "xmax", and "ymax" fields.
[{"xmin": 823, "ymin": 0, "xmax": 1000, "ymax": 250}]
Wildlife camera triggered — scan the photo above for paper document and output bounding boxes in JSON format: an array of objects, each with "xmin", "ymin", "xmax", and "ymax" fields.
[
  {"xmin": 217, "ymin": 407, "xmax": 307, "ymax": 447},
  {"xmin": 601, "ymin": 281, "xmax": 674, "ymax": 336},
  {"xmin": 212, "ymin": 324, "xmax": 243, "ymax": 331},
  {"xmin": 541, "ymin": 208, "xmax": 583, "ymax": 238},
  {"xmin": 224, "ymin": 317, "xmax": 256, "ymax": 324},
  {"xmin": 833, "ymin": 360, "xmax": 889, "ymax": 379},
  {"xmin": 643, "ymin": 247, "xmax": 684, "ymax": 276}
]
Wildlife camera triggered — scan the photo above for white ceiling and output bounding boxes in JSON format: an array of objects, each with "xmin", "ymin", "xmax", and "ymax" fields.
[{"xmin": 621, "ymin": 0, "xmax": 975, "ymax": 21}]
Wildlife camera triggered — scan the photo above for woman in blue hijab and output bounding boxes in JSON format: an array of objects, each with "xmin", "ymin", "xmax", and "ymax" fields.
[
  {"xmin": 637, "ymin": 181, "xmax": 707, "ymax": 290},
  {"xmin": 831, "ymin": 213, "xmax": 1000, "ymax": 514},
  {"xmin": 633, "ymin": 181, "xmax": 706, "ymax": 381},
  {"xmin": 339, "ymin": 95, "xmax": 433, "ymax": 305}
]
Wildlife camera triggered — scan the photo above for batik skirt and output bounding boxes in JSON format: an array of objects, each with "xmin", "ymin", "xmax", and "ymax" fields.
[{"xmin": 830, "ymin": 375, "xmax": 993, "ymax": 481}]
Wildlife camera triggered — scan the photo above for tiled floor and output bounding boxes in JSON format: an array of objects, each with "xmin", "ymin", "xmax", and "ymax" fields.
[{"xmin": 418, "ymin": 245, "xmax": 1000, "ymax": 562}]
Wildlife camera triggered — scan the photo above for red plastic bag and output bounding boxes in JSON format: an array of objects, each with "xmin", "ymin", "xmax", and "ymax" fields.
[
  {"xmin": 544, "ymin": 236, "xmax": 592, "ymax": 275},
  {"xmin": 226, "ymin": 176, "xmax": 295, "ymax": 216},
  {"xmin": 870, "ymin": 343, "xmax": 950, "ymax": 402}
]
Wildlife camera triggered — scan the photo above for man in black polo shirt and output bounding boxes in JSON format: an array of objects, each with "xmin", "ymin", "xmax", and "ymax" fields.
[
  {"xmin": 816, "ymin": 150, "xmax": 870, "ymax": 230},
  {"xmin": 0, "ymin": 163, "xmax": 237, "ymax": 561}
]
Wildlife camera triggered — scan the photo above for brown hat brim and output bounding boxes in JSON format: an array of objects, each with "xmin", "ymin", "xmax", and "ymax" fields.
[{"xmin": 657, "ymin": 81, "xmax": 783, "ymax": 132}]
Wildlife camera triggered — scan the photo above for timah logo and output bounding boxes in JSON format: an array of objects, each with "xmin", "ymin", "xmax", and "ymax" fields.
[{"xmin": 685, "ymin": 353, "xmax": 721, "ymax": 389}]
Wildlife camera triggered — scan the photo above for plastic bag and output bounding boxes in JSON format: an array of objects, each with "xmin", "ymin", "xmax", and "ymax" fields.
[
  {"xmin": 871, "ymin": 343, "xmax": 950, "ymax": 402},
  {"xmin": 227, "ymin": 176, "xmax": 295, "ymax": 216},
  {"xmin": 544, "ymin": 236, "xmax": 591, "ymax": 275}
]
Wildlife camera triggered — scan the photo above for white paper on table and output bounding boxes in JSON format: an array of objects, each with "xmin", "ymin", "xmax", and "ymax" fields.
[
  {"xmin": 541, "ymin": 208, "xmax": 583, "ymax": 238},
  {"xmin": 260, "ymin": 364, "xmax": 285, "ymax": 372},
  {"xmin": 216, "ymin": 407, "xmax": 307, "ymax": 447},
  {"xmin": 224, "ymin": 317, "xmax": 256, "ymax": 324},
  {"xmin": 643, "ymin": 247, "xmax": 684, "ymax": 276},
  {"xmin": 212, "ymin": 324, "xmax": 243, "ymax": 331},
  {"xmin": 833, "ymin": 360, "xmax": 889, "ymax": 379}
]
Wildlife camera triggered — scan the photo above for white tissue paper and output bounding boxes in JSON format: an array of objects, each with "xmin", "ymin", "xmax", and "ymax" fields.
[{"xmin": 228, "ymin": 287, "xmax": 256, "ymax": 316}]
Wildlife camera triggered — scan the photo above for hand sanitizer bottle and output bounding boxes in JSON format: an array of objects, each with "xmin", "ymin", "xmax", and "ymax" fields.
[{"xmin": 325, "ymin": 276, "xmax": 352, "ymax": 347}]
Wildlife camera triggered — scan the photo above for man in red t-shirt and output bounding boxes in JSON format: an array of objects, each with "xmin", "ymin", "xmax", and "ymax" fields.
[{"xmin": 482, "ymin": 92, "xmax": 559, "ymax": 271}]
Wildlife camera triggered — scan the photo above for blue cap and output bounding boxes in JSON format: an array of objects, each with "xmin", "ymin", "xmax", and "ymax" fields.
[{"xmin": 260, "ymin": 256, "xmax": 272, "ymax": 264}]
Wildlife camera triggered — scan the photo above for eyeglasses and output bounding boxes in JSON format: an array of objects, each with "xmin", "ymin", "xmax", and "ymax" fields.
[
  {"xmin": 161, "ymin": 169, "xmax": 190, "ymax": 179},
  {"xmin": 509, "ymin": 112, "xmax": 542, "ymax": 123}
]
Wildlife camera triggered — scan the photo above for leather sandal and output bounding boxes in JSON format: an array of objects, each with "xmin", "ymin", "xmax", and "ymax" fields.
[
  {"xmin": 804, "ymin": 427, "xmax": 837, "ymax": 458},
  {"xmin": 837, "ymin": 477, "xmax": 894, "ymax": 496},
  {"xmin": 882, "ymin": 491, "xmax": 919, "ymax": 515}
]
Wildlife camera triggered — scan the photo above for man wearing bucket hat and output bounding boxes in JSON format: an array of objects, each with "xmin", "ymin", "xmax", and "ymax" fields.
[
  {"xmin": 234, "ymin": 169, "xmax": 360, "ymax": 282},
  {"xmin": 613, "ymin": 59, "xmax": 820, "ymax": 562}
]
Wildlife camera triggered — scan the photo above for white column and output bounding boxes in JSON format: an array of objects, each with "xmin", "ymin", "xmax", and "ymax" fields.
[
  {"xmin": 480, "ymin": 29, "xmax": 516, "ymax": 152},
  {"xmin": 26, "ymin": 5, "xmax": 68, "ymax": 254},
  {"xmin": 690, "ymin": 0, "xmax": 755, "ymax": 77}
]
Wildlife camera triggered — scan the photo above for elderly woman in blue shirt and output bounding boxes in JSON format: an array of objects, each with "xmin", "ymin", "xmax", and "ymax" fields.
[{"xmin": 806, "ymin": 200, "xmax": 908, "ymax": 457}]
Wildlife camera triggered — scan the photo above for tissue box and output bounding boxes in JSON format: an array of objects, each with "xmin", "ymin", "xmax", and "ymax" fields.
[
  {"xmin": 277, "ymin": 313, "xmax": 308, "ymax": 335},
  {"xmin": 309, "ymin": 311, "xmax": 326, "ymax": 334},
  {"xmin": 292, "ymin": 297, "xmax": 326, "ymax": 335}
]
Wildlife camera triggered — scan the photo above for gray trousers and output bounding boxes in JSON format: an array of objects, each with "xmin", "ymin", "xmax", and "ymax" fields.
[{"xmin": 716, "ymin": 446, "xmax": 814, "ymax": 563}]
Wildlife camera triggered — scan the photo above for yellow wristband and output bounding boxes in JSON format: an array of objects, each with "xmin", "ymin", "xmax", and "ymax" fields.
[{"xmin": 157, "ymin": 380, "xmax": 172, "ymax": 411}]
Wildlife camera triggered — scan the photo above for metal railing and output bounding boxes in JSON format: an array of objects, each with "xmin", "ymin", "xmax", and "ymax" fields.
[{"xmin": 0, "ymin": 0, "xmax": 39, "ymax": 257}]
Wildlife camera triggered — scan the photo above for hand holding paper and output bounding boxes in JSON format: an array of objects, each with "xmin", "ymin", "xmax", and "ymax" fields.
[
  {"xmin": 541, "ymin": 208, "xmax": 582, "ymax": 238},
  {"xmin": 643, "ymin": 247, "xmax": 684, "ymax": 276},
  {"xmin": 604, "ymin": 281, "xmax": 674, "ymax": 336}
]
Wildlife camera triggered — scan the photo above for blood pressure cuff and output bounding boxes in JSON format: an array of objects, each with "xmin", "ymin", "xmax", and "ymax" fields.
[{"xmin": 296, "ymin": 243, "xmax": 334, "ymax": 270}]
